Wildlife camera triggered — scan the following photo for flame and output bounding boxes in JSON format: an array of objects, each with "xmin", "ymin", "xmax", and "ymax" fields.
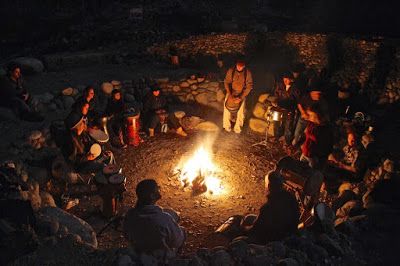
[{"xmin": 178, "ymin": 146, "xmax": 224, "ymax": 195}]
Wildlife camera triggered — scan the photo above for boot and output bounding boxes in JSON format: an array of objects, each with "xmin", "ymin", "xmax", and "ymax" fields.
[
  {"xmin": 149, "ymin": 128, "xmax": 155, "ymax": 137},
  {"xmin": 176, "ymin": 127, "xmax": 187, "ymax": 137}
]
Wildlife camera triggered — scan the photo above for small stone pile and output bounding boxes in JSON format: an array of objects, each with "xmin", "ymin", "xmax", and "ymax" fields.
[{"xmin": 381, "ymin": 47, "xmax": 400, "ymax": 104}]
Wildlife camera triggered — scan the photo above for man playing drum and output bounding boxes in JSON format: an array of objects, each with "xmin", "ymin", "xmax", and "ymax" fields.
[{"xmin": 223, "ymin": 59, "xmax": 253, "ymax": 134}]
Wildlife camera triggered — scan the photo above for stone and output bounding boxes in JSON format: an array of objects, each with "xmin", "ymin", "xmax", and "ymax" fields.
[
  {"xmin": 317, "ymin": 234, "xmax": 344, "ymax": 256},
  {"xmin": 173, "ymin": 85, "xmax": 181, "ymax": 92},
  {"xmin": 186, "ymin": 94, "xmax": 195, "ymax": 102},
  {"xmin": 195, "ymin": 121, "xmax": 220, "ymax": 132},
  {"xmin": 37, "ymin": 93, "xmax": 54, "ymax": 104},
  {"xmin": 249, "ymin": 118, "xmax": 268, "ymax": 134},
  {"xmin": 197, "ymin": 77, "xmax": 205, "ymax": 83},
  {"xmin": 278, "ymin": 258, "xmax": 299, "ymax": 266},
  {"xmin": 62, "ymin": 87, "xmax": 74, "ymax": 96},
  {"xmin": 267, "ymin": 95, "xmax": 277, "ymax": 103},
  {"xmin": 209, "ymin": 250, "xmax": 233, "ymax": 266},
  {"xmin": 187, "ymin": 79, "xmax": 197, "ymax": 85},
  {"xmin": 258, "ymin": 93, "xmax": 269, "ymax": 103},
  {"xmin": 63, "ymin": 96, "xmax": 75, "ymax": 109},
  {"xmin": 36, "ymin": 217, "xmax": 60, "ymax": 236},
  {"xmin": 101, "ymin": 82, "xmax": 114, "ymax": 94},
  {"xmin": 40, "ymin": 207, "xmax": 97, "ymax": 248},
  {"xmin": 174, "ymin": 111, "xmax": 186, "ymax": 119},
  {"xmin": 228, "ymin": 240, "xmax": 249, "ymax": 260},
  {"xmin": 181, "ymin": 116, "xmax": 204, "ymax": 130},
  {"xmin": 195, "ymin": 93, "xmax": 210, "ymax": 105},
  {"xmin": 253, "ymin": 103, "xmax": 267, "ymax": 119},
  {"xmin": 189, "ymin": 255, "xmax": 207, "ymax": 266},
  {"xmin": 244, "ymin": 255, "xmax": 274, "ymax": 266},
  {"xmin": 11, "ymin": 57, "xmax": 44, "ymax": 73},
  {"xmin": 180, "ymin": 81, "xmax": 190, "ymax": 88},
  {"xmin": 156, "ymin": 77, "xmax": 169, "ymax": 84},
  {"xmin": 190, "ymin": 84, "xmax": 198, "ymax": 90},
  {"xmin": 270, "ymin": 241, "xmax": 287, "ymax": 258},
  {"xmin": 216, "ymin": 90, "xmax": 225, "ymax": 102}
]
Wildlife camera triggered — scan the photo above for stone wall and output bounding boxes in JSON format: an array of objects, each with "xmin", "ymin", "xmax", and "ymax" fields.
[{"xmin": 148, "ymin": 32, "xmax": 400, "ymax": 105}]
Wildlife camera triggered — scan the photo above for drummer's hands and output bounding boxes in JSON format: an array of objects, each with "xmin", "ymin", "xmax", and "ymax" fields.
[
  {"xmin": 87, "ymin": 153, "xmax": 96, "ymax": 161},
  {"xmin": 271, "ymin": 101, "xmax": 278, "ymax": 107},
  {"xmin": 233, "ymin": 97, "xmax": 242, "ymax": 104}
]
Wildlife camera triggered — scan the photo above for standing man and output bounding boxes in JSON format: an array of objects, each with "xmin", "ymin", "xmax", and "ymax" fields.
[
  {"xmin": 273, "ymin": 72, "xmax": 300, "ymax": 145},
  {"xmin": 223, "ymin": 59, "xmax": 253, "ymax": 134}
]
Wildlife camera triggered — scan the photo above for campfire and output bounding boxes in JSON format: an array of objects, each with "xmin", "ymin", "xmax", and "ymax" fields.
[{"xmin": 176, "ymin": 146, "xmax": 224, "ymax": 195}]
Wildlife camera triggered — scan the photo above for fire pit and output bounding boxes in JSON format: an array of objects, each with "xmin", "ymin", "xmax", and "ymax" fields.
[{"xmin": 175, "ymin": 146, "xmax": 224, "ymax": 195}]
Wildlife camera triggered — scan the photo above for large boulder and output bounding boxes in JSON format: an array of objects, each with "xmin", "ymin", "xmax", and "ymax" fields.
[
  {"xmin": 249, "ymin": 118, "xmax": 268, "ymax": 134},
  {"xmin": 11, "ymin": 57, "xmax": 44, "ymax": 74},
  {"xmin": 195, "ymin": 121, "xmax": 220, "ymax": 132},
  {"xmin": 209, "ymin": 249, "xmax": 233, "ymax": 266},
  {"xmin": 195, "ymin": 93, "xmax": 211, "ymax": 106},
  {"xmin": 258, "ymin": 93, "xmax": 270, "ymax": 104},
  {"xmin": 216, "ymin": 89, "xmax": 225, "ymax": 103},
  {"xmin": 40, "ymin": 207, "xmax": 98, "ymax": 248},
  {"xmin": 253, "ymin": 103, "xmax": 267, "ymax": 119},
  {"xmin": 101, "ymin": 82, "xmax": 114, "ymax": 95}
]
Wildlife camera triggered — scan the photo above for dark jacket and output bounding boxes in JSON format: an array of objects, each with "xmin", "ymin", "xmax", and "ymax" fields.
[
  {"xmin": 249, "ymin": 189, "xmax": 300, "ymax": 244},
  {"xmin": 274, "ymin": 82, "xmax": 300, "ymax": 111},
  {"xmin": 143, "ymin": 93, "xmax": 168, "ymax": 115},
  {"xmin": 105, "ymin": 98, "xmax": 125, "ymax": 117}
]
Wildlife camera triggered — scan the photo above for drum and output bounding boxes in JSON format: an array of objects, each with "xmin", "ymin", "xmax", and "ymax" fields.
[
  {"xmin": 225, "ymin": 95, "xmax": 242, "ymax": 113},
  {"xmin": 265, "ymin": 106, "xmax": 284, "ymax": 122},
  {"xmin": 103, "ymin": 164, "xmax": 121, "ymax": 175},
  {"xmin": 108, "ymin": 174, "xmax": 126, "ymax": 185},
  {"xmin": 125, "ymin": 114, "xmax": 141, "ymax": 146},
  {"xmin": 89, "ymin": 128, "xmax": 109, "ymax": 144}
]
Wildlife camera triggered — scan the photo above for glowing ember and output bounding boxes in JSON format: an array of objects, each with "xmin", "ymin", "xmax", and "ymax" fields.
[{"xmin": 177, "ymin": 146, "xmax": 224, "ymax": 195}]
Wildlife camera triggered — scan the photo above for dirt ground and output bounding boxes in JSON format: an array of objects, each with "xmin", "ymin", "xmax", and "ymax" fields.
[{"xmin": 69, "ymin": 130, "xmax": 287, "ymax": 254}]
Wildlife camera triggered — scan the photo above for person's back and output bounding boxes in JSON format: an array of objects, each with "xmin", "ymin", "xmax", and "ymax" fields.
[
  {"xmin": 249, "ymin": 189, "xmax": 300, "ymax": 244},
  {"xmin": 124, "ymin": 205, "xmax": 184, "ymax": 252},
  {"xmin": 123, "ymin": 179, "xmax": 185, "ymax": 258}
]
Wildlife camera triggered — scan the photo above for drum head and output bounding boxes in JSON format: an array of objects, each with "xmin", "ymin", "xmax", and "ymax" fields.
[
  {"xmin": 89, "ymin": 129, "xmax": 109, "ymax": 143},
  {"xmin": 89, "ymin": 143, "xmax": 102, "ymax": 158},
  {"xmin": 109, "ymin": 174, "xmax": 126, "ymax": 185},
  {"xmin": 103, "ymin": 164, "xmax": 121, "ymax": 175}
]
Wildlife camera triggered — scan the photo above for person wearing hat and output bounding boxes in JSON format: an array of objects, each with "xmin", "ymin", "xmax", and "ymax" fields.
[
  {"xmin": 0, "ymin": 63, "xmax": 43, "ymax": 121},
  {"xmin": 143, "ymin": 85, "xmax": 187, "ymax": 137},
  {"xmin": 105, "ymin": 89, "xmax": 127, "ymax": 148},
  {"xmin": 123, "ymin": 179, "xmax": 186, "ymax": 262},
  {"xmin": 223, "ymin": 59, "xmax": 253, "ymax": 134},
  {"xmin": 64, "ymin": 102, "xmax": 113, "ymax": 173},
  {"xmin": 245, "ymin": 170, "xmax": 300, "ymax": 244},
  {"xmin": 272, "ymin": 72, "xmax": 300, "ymax": 145},
  {"xmin": 292, "ymin": 86, "xmax": 330, "ymax": 147}
]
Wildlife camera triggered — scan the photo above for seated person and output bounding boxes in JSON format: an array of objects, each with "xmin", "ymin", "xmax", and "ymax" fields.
[
  {"xmin": 327, "ymin": 130, "xmax": 367, "ymax": 182},
  {"xmin": 300, "ymin": 103, "xmax": 333, "ymax": 169},
  {"xmin": 0, "ymin": 63, "xmax": 43, "ymax": 121},
  {"xmin": 123, "ymin": 179, "xmax": 185, "ymax": 260},
  {"xmin": 143, "ymin": 86, "xmax": 187, "ymax": 137},
  {"xmin": 64, "ymin": 102, "xmax": 113, "ymax": 174},
  {"xmin": 273, "ymin": 72, "xmax": 300, "ymax": 145},
  {"xmin": 245, "ymin": 171, "xmax": 300, "ymax": 244},
  {"xmin": 73, "ymin": 85, "xmax": 98, "ymax": 126},
  {"xmin": 105, "ymin": 89, "xmax": 127, "ymax": 148}
]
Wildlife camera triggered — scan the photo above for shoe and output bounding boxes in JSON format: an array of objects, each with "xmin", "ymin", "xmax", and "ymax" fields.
[
  {"xmin": 149, "ymin": 128, "xmax": 155, "ymax": 137},
  {"xmin": 176, "ymin": 127, "xmax": 187, "ymax": 137},
  {"xmin": 224, "ymin": 127, "xmax": 232, "ymax": 133}
]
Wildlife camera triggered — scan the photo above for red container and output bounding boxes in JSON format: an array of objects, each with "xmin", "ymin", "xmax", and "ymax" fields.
[{"xmin": 126, "ymin": 115, "xmax": 141, "ymax": 146}]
